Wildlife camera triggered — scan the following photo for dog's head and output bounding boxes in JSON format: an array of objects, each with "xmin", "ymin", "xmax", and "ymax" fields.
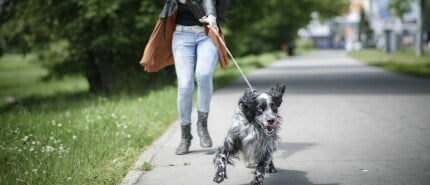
[{"xmin": 239, "ymin": 83, "xmax": 286, "ymax": 135}]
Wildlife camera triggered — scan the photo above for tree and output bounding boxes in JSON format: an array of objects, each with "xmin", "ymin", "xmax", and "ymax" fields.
[
  {"xmin": 1, "ymin": 0, "xmax": 163, "ymax": 94},
  {"xmin": 388, "ymin": 0, "xmax": 425, "ymax": 56},
  {"xmin": 358, "ymin": 7, "xmax": 372, "ymax": 46},
  {"xmin": 1, "ymin": 0, "xmax": 348, "ymax": 93},
  {"xmin": 224, "ymin": 0, "xmax": 348, "ymax": 56}
]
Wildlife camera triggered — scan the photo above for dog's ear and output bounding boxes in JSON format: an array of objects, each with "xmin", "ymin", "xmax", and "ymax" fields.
[
  {"xmin": 239, "ymin": 88, "xmax": 257, "ymax": 108},
  {"xmin": 268, "ymin": 83, "xmax": 286, "ymax": 107},
  {"xmin": 239, "ymin": 88, "xmax": 258, "ymax": 121}
]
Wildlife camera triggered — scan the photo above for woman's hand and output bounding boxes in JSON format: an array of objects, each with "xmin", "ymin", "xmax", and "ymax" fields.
[{"xmin": 199, "ymin": 15, "xmax": 218, "ymax": 33}]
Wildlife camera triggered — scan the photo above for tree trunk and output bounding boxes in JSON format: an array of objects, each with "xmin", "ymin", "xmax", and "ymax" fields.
[
  {"xmin": 98, "ymin": 52, "xmax": 114, "ymax": 95},
  {"xmin": 416, "ymin": 0, "xmax": 424, "ymax": 56},
  {"xmin": 85, "ymin": 50, "xmax": 114, "ymax": 95}
]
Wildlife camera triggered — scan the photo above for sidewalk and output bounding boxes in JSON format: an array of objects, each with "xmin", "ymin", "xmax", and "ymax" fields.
[{"xmin": 121, "ymin": 50, "xmax": 430, "ymax": 185}]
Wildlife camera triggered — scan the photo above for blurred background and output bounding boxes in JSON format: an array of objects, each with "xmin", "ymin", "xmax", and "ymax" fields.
[
  {"xmin": 0, "ymin": 0, "xmax": 428, "ymax": 184},
  {"xmin": 0, "ymin": 0, "xmax": 428, "ymax": 95},
  {"xmin": 299, "ymin": 0, "xmax": 428, "ymax": 53}
]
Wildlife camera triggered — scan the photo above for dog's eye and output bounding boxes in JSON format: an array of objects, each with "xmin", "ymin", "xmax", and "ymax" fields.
[
  {"xmin": 257, "ymin": 107, "xmax": 263, "ymax": 113},
  {"xmin": 257, "ymin": 106, "xmax": 264, "ymax": 114},
  {"xmin": 270, "ymin": 103, "xmax": 277, "ymax": 112}
]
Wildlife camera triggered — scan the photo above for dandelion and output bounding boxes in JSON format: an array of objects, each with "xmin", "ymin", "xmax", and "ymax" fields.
[
  {"xmin": 22, "ymin": 136, "xmax": 29, "ymax": 142},
  {"xmin": 72, "ymin": 135, "xmax": 77, "ymax": 140},
  {"xmin": 58, "ymin": 144, "xmax": 67, "ymax": 154},
  {"xmin": 58, "ymin": 123, "xmax": 62, "ymax": 127},
  {"xmin": 42, "ymin": 146, "xmax": 55, "ymax": 153},
  {"xmin": 138, "ymin": 97, "xmax": 143, "ymax": 102}
]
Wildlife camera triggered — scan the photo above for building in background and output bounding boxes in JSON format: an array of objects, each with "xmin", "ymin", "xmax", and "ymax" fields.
[{"xmin": 299, "ymin": 0, "xmax": 420, "ymax": 51}]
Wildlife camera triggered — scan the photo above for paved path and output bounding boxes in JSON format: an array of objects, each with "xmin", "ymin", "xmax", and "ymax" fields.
[{"xmin": 122, "ymin": 50, "xmax": 430, "ymax": 185}]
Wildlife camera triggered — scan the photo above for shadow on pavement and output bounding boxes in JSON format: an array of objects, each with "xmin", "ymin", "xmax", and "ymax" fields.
[
  {"xmin": 188, "ymin": 148, "xmax": 217, "ymax": 155},
  {"xmin": 217, "ymin": 62, "xmax": 430, "ymax": 95},
  {"xmin": 278, "ymin": 142, "xmax": 316, "ymax": 159},
  {"xmin": 262, "ymin": 169, "xmax": 339, "ymax": 185}
]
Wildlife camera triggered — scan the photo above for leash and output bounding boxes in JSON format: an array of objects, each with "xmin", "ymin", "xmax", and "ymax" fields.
[{"xmin": 209, "ymin": 27, "xmax": 255, "ymax": 91}]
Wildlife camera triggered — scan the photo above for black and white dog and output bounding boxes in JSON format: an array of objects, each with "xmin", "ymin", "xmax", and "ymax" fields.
[{"xmin": 213, "ymin": 83, "xmax": 286, "ymax": 185}]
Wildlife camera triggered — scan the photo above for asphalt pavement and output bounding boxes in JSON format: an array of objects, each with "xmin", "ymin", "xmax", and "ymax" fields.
[{"xmin": 121, "ymin": 50, "xmax": 430, "ymax": 185}]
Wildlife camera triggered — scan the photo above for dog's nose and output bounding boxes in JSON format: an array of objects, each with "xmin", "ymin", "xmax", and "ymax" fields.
[{"xmin": 268, "ymin": 119, "xmax": 275, "ymax": 125}]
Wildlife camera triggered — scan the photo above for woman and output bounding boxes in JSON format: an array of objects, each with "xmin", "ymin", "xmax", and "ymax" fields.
[{"xmin": 140, "ymin": 0, "xmax": 229, "ymax": 155}]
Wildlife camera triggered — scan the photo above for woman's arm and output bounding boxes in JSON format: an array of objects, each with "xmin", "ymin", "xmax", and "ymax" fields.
[
  {"xmin": 202, "ymin": 0, "xmax": 217, "ymax": 17},
  {"xmin": 200, "ymin": 0, "xmax": 218, "ymax": 33}
]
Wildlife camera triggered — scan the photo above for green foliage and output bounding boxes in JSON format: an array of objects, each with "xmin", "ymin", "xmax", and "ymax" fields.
[
  {"xmin": 139, "ymin": 162, "xmax": 154, "ymax": 171},
  {"xmin": 425, "ymin": 0, "xmax": 429, "ymax": 28},
  {"xmin": 358, "ymin": 7, "xmax": 372, "ymax": 43},
  {"xmin": 386, "ymin": 0, "xmax": 429, "ymax": 29},
  {"xmin": 0, "ymin": 0, "xmax": 347, "ymax": 92},
  {"xmin": 0, "ymin": 51, "xmax": 282, "ymax": 184},
  {"xmin": 388, "ymin": 0, "xmax": 413, "ymax": 18},
  {"xmin": 0, "ymin": 54, "xmax": 177, "ymax": 184},
  {"xmin": 223, "ymin": 0, "xmax": 348, "ymax": 56},
  {"xmin": 0, "ymin": 54, "xmax": 88, "ymax": 107}
]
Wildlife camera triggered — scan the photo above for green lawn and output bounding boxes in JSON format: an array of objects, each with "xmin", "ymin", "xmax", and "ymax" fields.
[
  {"xmin": 0, "ymin": 51, "xmax": 284, "ymax": 184},
  {"xmin": 349, "ymin": 48, "xmax": 430, "ymax": 78}
]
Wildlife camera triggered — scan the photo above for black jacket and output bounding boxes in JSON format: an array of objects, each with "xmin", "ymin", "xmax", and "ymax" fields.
[
  {"xmin": 160, "ymin": 0, "xmax": 217, "ymax": 19},
  {"xmin": 160, "ymin": 0, "xmax": 218, "ymax": 38}
]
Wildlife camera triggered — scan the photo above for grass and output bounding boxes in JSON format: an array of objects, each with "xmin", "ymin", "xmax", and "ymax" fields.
[
  {"xmin": 349, "ymin": 48, "xmax": 430, "ymax": 78},
  {"xmin": 0, "ymin": 54, "xmax": 88, "ymax": 107},
  {"xmin": 0, "ymin": 51, "xmax": 284, "ymax": 185}
]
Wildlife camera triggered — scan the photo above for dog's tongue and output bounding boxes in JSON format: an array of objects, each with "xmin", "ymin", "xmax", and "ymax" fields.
[{"xmin": 266, "ymin": 120, "xmax": 280, "ymax": 130}]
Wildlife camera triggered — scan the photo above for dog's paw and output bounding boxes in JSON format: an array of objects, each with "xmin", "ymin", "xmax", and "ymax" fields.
[
  {"xmin": 250, "ymin": 180, "xmax": 263, "ymax": 185},
  {"xmin": 213, "ymin": 172, "xmax": 225, "ymax": 183},
  {"xmin": 266, "ymin": 166, "xmax": 277, "ymax": 173},
  {"xmin": 213, "ymin": 167, "xmax": 227, "ymax": 183}
]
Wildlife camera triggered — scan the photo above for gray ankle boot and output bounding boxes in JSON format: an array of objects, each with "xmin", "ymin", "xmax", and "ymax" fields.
[
  {"xmin": 175, "ymin": 124, "xmax": 193, "ymax": 155},
  {"xmin": 197, "ymin": 111, "xmax": 213, "ymax": 148}
]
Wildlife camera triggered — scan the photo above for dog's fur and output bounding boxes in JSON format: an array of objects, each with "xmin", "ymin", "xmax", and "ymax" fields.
[{"xmin": 213, "ymin": 83, "xmax": 286, "ymax": 185}]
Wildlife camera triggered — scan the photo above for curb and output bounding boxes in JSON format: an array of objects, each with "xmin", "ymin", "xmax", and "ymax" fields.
[{"xmin": 120, "ymin": 121, "xmax": 179, "ymax": 185}]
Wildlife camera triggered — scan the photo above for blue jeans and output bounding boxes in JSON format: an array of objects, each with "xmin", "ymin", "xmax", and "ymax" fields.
[{"xmin": 172, "ymin": 30, "xmax": 219, "ymax": 125}]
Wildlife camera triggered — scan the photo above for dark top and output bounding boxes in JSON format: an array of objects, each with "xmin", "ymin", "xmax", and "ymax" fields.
[{"xmin": 176, "ymin": 2, "xmax": 202, "ymax": 26}]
